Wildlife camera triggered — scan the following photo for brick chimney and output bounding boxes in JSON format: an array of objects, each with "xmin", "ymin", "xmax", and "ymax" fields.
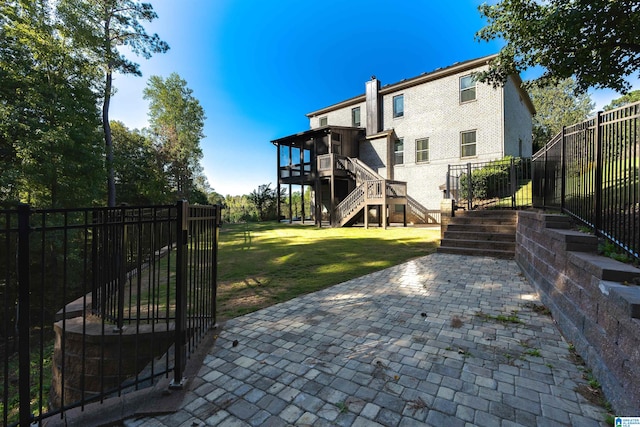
[{"xmin": 365, "ymin": 76, "xmax": 382, "ymax": 136}]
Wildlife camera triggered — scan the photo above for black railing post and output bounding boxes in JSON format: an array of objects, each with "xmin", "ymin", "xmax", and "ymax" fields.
[
  {"xmin": 560, "ymin": 126, "xmax": 567, "ymax": 211},
  {"xmin": 510, "ymin": 158, "xmax": 516, "ymax": 208},
  {"xmin": 594, "ymin": 112, "xmax": 604, "ymax": 234},
  {"xmin": 466, "ymin": 163, "xmax": 473, "ymax": 210},
  {"xmin": 115, "ymin": 206, "xmax": 127, "ymax": 332},
  {"xmin": 17, "ymin": 204, "xmax": 32, "ymax": 426},
  {"xmin": 543, "ymin": 144, "xmax": 547, "ymax": 208},
  {"xmin": 445, "ymin": 165, "xmax": 451, "ymax": 198},
  {"xmin": 212, "ymin": 206, "xmax": 221, "ymax": 327},
  {"xmin": 171, "ymin": 200, "xmax": 189, "ymax": 389}
]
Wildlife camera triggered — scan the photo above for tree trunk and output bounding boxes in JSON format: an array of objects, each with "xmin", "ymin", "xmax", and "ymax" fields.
[
  {"xmin": 104, "ymin": 68, "xmax": 115, "ymax": 207},
  {"xmin": 103, "ymin": 12, "xmax": 116, "ymax": 207}
]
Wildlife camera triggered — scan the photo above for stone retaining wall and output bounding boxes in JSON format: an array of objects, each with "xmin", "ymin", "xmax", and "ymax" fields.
[
  {"xmin": 515, "ymin": 210, "xmax": 640, "ymax": 414},
  {"xmin": 51, "ymin": 317, "xmax": 173, "ymax": 408}
]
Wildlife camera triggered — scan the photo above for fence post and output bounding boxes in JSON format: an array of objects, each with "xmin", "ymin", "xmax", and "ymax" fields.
[
  {"xmin": 17, "ymin": 204, "xmax": 32, "ymax": 426},
  {"xmin": 115, "ymin": 205, "xmax": 127, "ymax": 332},
  {"xmin": 212, "ymin": 206, "xmax": 221, "ymax": 327},
  {"xmin": 466, "ymin": 163, "xmax": 473, "ymax": 210},
  {"xmin": 445, "ymin": 165, "xmax": 451, "ymax": 198},
  {"xmin": 510, "ymin": 158, "xmax": 516, "ymax": 208},
  {"xmin": 543, "ymin": 144, "xmax": 547, "ymax": 207},
  {"xmin": 560, "ymin": 126, "xmax": 566, "ymax": 210},
  {"xmin": 594, "ymin": 112, "xmax": 603, "ymax": 234},
  {"xmin": 171, "ymin": 200, "xmax": 189, "ymax": 389}
]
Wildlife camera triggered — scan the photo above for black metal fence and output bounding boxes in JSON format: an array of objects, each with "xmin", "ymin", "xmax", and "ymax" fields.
[
  {"xmin": 0, "ymin": 201, "xmax": 220, "ymax": 426},
  {"xmin": 445, "ymin": 157, "xmax": 533, "ymax": 210},
  {"xmin": 532, "ymin": 102, "xmax": 640, "ymax": 262}
]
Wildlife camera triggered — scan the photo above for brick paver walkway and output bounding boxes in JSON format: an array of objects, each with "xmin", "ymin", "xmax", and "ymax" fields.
[{"xmin": 125, "ymin": 253, "xmax": 608, "ymax": 426}]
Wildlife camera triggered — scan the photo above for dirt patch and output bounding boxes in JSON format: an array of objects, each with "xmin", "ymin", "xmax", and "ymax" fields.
[{"xmin": 574, "ymin": 384, "xmax": 607, "ymax": 407}]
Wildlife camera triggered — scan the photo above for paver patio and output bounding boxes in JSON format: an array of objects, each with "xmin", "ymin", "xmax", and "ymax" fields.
[{"xmin": 125, "ymin": 253, "xmax": 608, "ymax": 427}]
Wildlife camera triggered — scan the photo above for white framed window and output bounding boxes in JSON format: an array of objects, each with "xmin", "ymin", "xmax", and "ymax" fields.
[
  {"xmin": 393, "ymin": 95, "xmax": 404, "ymax": 118},
  {"xmin": 416, "ymin": 138, "xmax": 429, "ymax": 163},
  {"xmin": 319, "ymin": 116, "xmax": 328, "ymax": 126},
  {"xmin": 352, "ymin": 107, "xmax": 361, "ymax": 127},
  {"xmin": 461, "ymin": 130, "xmax": 477, "ymax": 158},
  {"xmin": 460, "ymin": 75, "xmax": 476, "ymax": 103},
  {"xmin": 394, "ymin": 138, "xmax": 404, "ymax": 165}
]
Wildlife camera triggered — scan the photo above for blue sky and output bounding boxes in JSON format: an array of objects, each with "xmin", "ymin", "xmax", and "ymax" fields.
[{"xmin": 109, "ymin": 0, "xmax": 638, "ymax": 197}]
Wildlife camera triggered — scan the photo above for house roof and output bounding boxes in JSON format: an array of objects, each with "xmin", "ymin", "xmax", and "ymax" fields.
[
  {"xmin": 305, "ymin": 54, "xmax": 536, "ymax": 118},
  {"xmin": 270, "ymin": 125, "xmax": 363, "ymax": 147}
]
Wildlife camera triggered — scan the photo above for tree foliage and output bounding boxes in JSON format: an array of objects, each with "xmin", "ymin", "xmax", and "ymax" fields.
[
  {"xmin": 57, "ymin": 0, "xmax": 169, "ymax": 206},
  {"xmin": 248, "ymin": 183, "xmax": 281, "ymax": 221},
  {"xmin": 143, "ymin": 73, "xmax": 206, "ymax": 201},
  {"xmin": 528, "ymin": 78, "xmax": 594, "ymax": 151},
  {"xmin": 0, "ymin": 1, "xmax": 210, "ymax": 209},
  {"xmin": 0, "ymin": 0, "xmax": 104, "ymax": 208},
  {"xmin": 111, "ymin": 121, "xmax": 169, "ymax": 204},
  {"xmin": 476, "ymin": 0, "xmax": 640, "ymax": 93},
  {"xmin": 222, "ymin": 194, "xmax": 256, "ymax": 223},
  {"xmin": 604, "ymin": 90, "xmax": 640, "ymax": 110}
]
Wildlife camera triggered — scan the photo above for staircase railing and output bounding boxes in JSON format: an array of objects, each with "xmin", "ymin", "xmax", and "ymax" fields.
[
  {"xmin": 348, "ymin": 157, "xmax": 381, "ymax": 184},
  {"xmin": 336, "ymin": 183, "xmax": 366, "ymax": 224},
  {"xmin": 407, "ymin": 195, "xmax": 440, "ymax": 224},
  {"xmin": 318, "ymin": 154, "xmax": 419, "ymax": 225},
  {"xmin": 335, "ymin": 179, "xmax": 408, "ymax": 225}
]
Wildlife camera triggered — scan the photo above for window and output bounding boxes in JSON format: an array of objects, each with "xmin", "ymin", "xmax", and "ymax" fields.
[
  {"xmin": 460, "ymin": 75, "xmax": 476, "ymax": 103},
  {"xmin": 461, "ymin": 130, "xmax": 476, "ymax": 158},
  {"xmin": 393, "ymin": 95, "xmax": 404, "ymax": 118},
  {"xmin": 352, "ymin": 107, "xmax": 361, "ymax": 127},
  {"xmin": 319, "ymin": 116, "xmax": 328, "ymax": 126},
  {"xmin": 394, "ymin": 138, "xmax": 404, "ymax": 165},
  {"xmin": 416, "ymin": 138, "xmax": 429, "ymax": 163}
]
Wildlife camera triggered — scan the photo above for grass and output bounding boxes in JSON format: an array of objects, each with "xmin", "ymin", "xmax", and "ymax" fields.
[
  {"xmin": 216, "ymin": 222, "xmax": 440, "ymax": 320},
  {"xmin": 1, "ymin": 338, "xmax": 55, "ymax": 425},
  {"xmin": 475, "ymin": 310, "xmax": 523, "ymax": 325}
]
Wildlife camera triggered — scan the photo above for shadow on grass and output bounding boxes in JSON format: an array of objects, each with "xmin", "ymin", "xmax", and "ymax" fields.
[{"xmin": 216, "ymin": 221, "xmax": 440, "ymax": 320}]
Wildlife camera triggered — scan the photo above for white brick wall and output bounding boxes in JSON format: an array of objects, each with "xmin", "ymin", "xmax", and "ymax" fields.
[
  {"xmin": 504, "ymin": 76, "xmax": 533, "ymax": 158},
  {"xmin": 306, "ymin": 63, "xmax": 533, "ymax": 210},
  {"xmin": 309, "ymin": 101, "xmax": 366, "ymax": 129}
]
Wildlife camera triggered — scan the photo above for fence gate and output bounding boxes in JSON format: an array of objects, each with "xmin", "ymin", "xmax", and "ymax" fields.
[{"xmin": 445, "ymin": 157, "xmax": 533, "ymax": 210}]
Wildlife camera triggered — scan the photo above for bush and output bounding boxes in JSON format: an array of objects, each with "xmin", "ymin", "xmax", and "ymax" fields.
[{"xmin": 460, "ymin": 158, "xmax": 514, "ymax": 200}]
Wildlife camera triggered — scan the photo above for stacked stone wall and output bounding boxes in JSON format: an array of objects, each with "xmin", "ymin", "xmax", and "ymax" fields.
[{"xmin": 515, "ymin": 210, "xmax": 640, "ymax": 414}]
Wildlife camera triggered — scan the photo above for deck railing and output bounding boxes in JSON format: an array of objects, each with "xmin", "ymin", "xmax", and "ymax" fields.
[
  {"xmin": 532, "ymin": 101, "xmax": 640, "ymax": 262},
  {"xmin": 317, "ymin": 154, "xmax": 380, "ymax": 184}
]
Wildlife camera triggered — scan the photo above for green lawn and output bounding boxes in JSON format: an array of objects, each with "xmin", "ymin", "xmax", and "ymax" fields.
[{"xmin": 216, "ymin": 222, "xmax": 440, "ymax": 320}]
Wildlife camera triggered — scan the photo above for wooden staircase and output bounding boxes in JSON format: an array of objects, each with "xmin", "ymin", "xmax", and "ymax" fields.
[
  {"xmin": 438, "ymin": 210, "xmax": 517, "ymax": 258},
  {"xmin": 320, "ymin": 154, "xmax": 434, "ymax": 227}
]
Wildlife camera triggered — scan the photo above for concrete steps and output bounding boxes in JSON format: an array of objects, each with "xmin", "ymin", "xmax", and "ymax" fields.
[{"xmin": 438, "ymin": 210, "xmax": 517, "ymax": 258}]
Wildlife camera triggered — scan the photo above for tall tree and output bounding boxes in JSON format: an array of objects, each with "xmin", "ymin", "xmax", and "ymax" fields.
[
  {"xmin": 111, "ymin": 121, "xmax": 169, "ymax": 204},
  {"xmin": 57, "ymin": 0, "xmax": 169, "ymax": 206},
  {"xmin": 476, "ymin": 0, "xmax": 640, "ymax": 93},
  {"xmin": 143, "ymin": 73, "xmax": 206, "ymax": 201},
  {"xmin": 0, "ymin": 0, "xmax": 104, "ymax": 208},
  {"xmin": 528, "ymin": 78, "xmax": 594, "ymax": 151}
]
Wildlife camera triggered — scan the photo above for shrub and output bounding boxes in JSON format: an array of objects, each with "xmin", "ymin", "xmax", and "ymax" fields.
[{"xmin": 460, "ymin": 157, "xmax": 515, "ymax": 200}]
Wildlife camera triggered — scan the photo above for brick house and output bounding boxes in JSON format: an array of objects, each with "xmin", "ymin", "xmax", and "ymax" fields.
[{"xmin": 272, "ymin": 54, "xmax": 535, "ymax": 227}]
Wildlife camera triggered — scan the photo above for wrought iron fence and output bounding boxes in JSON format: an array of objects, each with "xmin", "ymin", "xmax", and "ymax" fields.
[
  {"xmin": 532, "ymin": 102, "xmax": 640, "ymax": 262},
  {"xmin": 0, "ymin": 201, "xmax": 220, "ymax": 426},
  {"xmin": 445, "ymin": 157, "xmax": 533, "ymax": 210}
]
